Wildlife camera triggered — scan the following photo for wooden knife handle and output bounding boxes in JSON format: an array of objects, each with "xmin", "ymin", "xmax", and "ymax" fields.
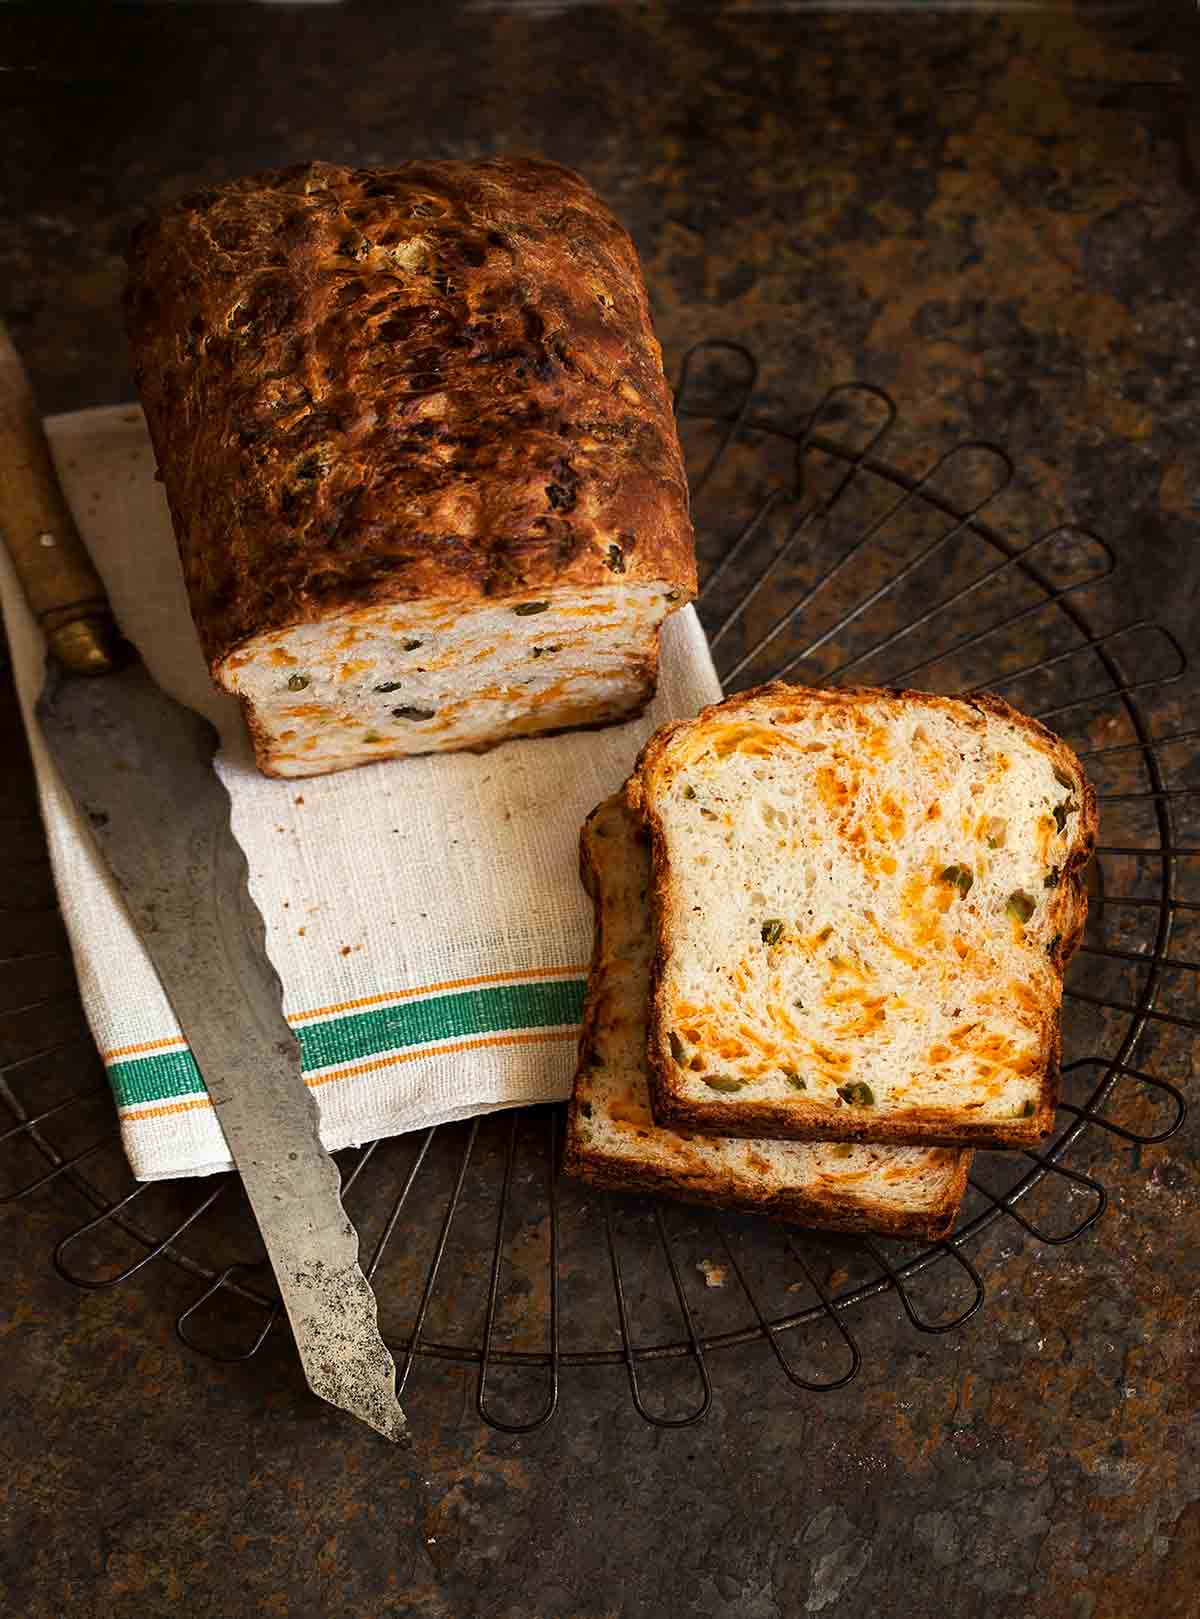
[{"xmin": 0, "ymin": 323, "xmax": 122, "ymax": 673}]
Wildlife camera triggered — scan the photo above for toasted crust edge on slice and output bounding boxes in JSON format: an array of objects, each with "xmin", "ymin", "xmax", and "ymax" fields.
[
  {"xmin": 562, "ymin": 1135, "xmax": 970, "ymax": 1242},
  {"xmin": 627, "ymin": 682, "xmax": 1098, "ymax": 1151},
  {"xmin": 561, "ymin": 790, "xmax": 972, "ymax": 1241}
]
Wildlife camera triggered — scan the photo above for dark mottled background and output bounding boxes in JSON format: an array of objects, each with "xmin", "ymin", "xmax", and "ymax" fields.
[{"xmin": 1, "ymin": 4, "xmax": 1198, "ymax": 1617}]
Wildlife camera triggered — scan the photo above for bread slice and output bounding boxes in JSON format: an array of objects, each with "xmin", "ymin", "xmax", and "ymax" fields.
[
  {"xmin": 562, "ymin": 791, "xmax": 972, "ymax": 1240},
  {"xmin": 630, "ymin": 683, "xmax": 1096, "ymax": 1149}
]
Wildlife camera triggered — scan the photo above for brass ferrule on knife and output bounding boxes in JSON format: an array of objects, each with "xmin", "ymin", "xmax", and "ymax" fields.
[{"xmin": 0, "ymin": 323, "xmax": 123, "ymax": 675}]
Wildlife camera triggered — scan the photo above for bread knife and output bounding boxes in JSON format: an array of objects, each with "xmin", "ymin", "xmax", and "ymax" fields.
[{"xmin": 0, "ymin": 324, "xmax": 406, "ymax": 1442}]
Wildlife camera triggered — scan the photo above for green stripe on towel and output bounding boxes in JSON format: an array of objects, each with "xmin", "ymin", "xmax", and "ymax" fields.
[{"xmin": 109, "ymin": 976, "xmax": 587, "ymax": 1110}]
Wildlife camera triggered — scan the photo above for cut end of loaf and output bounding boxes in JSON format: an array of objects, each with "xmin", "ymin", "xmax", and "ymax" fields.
[{"xmin": 218, "ymin": 582, "xmax": 685, "ymax": 776}]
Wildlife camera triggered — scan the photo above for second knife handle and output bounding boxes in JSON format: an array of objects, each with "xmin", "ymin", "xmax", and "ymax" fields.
[{"xmin": 0, "ymin": 324, "xmax": 122, "ymax": 674}]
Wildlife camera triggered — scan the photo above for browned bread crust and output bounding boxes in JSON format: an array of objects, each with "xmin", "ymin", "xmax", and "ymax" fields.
[
  {"xmin": 629, "ymin": 682, "xmax": 1098, "ymax": 1151},
  {"xmin": 562, "ymin": 790, "xmax": 972, "ymax": 1241},
  {"xmin": 562, "ymin": 1122, "xmax": 970, "ymax": 1241},
  {"xmin": 125, "ymin": 158, "xmax": 696, "ymax": 675}
]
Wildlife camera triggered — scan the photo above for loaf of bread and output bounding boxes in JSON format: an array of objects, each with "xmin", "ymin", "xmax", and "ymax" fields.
[
  {"xmin": 125, "ymin": 159, "xmax": 696, "ymax": 776},
  {"xmin": 563, "ymin": 791, "xmax": 972, "ymax": 1239},
  {"xmin": 630, "ymin": 683, "xmax": 1096, "ymax": 1149}
]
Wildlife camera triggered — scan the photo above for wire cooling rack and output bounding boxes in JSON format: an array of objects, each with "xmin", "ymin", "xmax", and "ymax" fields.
[{"xmin": 2, "ymin": 341, "xmax": 1195, "ymax": 1431}]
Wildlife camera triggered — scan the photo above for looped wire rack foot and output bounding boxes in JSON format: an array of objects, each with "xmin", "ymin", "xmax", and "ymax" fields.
[{"xmin": 2, "ymin": 341, "xmax": 1194, "ymax": 1431}]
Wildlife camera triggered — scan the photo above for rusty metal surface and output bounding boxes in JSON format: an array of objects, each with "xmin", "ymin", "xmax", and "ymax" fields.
[{"xmin": 0, "ymin": 5, "xmax": 1197, "ymax": 1617}]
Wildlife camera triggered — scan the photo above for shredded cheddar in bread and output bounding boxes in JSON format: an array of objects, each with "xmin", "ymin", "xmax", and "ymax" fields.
[
  {"xmin": 633, "ymin": 682, "xmax": 1095, "ymax": 1148},
  {"xmin": 563, "ymin": 791, "xmax": 972, "ymax": 1238}
]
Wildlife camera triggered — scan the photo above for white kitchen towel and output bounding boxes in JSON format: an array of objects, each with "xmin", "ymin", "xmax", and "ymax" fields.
[{"xmin": 1, "ymin": 405, "xmax": 721, "ymax": 1181}]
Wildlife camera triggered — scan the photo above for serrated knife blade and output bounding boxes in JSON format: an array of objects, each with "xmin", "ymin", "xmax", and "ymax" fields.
[{"xmin": 0, "ymin": 322, "xmax": 405, "ymax": 1442}]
